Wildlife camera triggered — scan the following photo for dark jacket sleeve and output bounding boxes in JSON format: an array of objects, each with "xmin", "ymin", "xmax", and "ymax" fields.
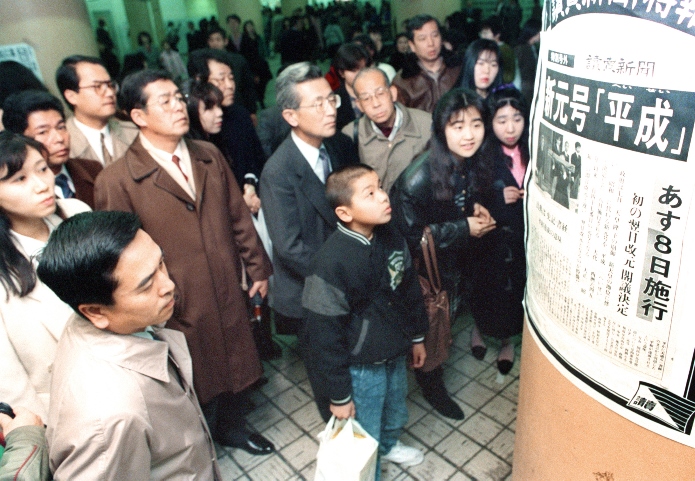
[
  {"xmin": 302, "ymin": 272, "xmax": 353, "ymax": 405},
  {"xmin": 391, "ymin": 154, "xmax": 471, "ymax": 254}
]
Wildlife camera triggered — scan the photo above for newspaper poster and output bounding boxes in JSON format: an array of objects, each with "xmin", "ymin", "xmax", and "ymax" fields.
[
  {"xmin": 524, "ymin": 0, "xmax": 695, "ymax": 446},
  {"xmin": 0, "ymin": 43, "xmax": 42, "ymax": 81}
]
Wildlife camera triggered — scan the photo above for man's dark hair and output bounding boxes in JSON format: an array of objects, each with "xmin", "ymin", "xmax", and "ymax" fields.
[
  {"xmin": 0, "ymin": 61, "xmax": 47, "ymax": 107},
  {"xmin": 206, "ymin": 25, "xmax": 228, "ymax": 42},
  {"xmin": 333, "ymin": 43, "xmax": 372, "ymax": 74},
  {"xmin": 119, "ymin": 69, "xmax": 172, "ymax": 116},
  {"xmin": 405, "ymin": 15, "xmax": 440, "ymax": 41},
  {"xmin": 56, "ymin": 55, "xmax": 108, "ymax": 111},
  {"xmin": 137, "ymin": 31, "xmax": 153, "ymax": 46},
  {"xmin": 575, "ymin": 141, "xmax": 581, "ymax": 149},
  {"xmin": 226, "ymin": 14, "xmax": 241, "ymax": 24},
  {"xmin": 37, "ymin": 211, "xmax": 142, "ymax": 314},
  {"xmin": 480, "ymin": 16, "xmax": 503, "ymax": 37},
  {"xmin": 326, "ymin": 164, "xmax": 375, "ymax": 210},
  {"xmin": 2, "ymin": 90, "xmax": 65, "ymax": 134},
  {"xmin": 187, "ymin": 48, "xmax": 233, "ymax": 82}
]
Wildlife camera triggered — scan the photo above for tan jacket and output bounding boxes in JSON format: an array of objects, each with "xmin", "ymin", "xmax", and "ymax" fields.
[
  {"xmin": 0, "ymin": 199, "xmax": 90, "ymax": 420},
  {"xmin": 47, "ymin": 315, "xmax": 221, "ymax": 480},
  {"xmin": 94, "ymin": 137, "xmax": 271, "ymax": 403},
  {"xmin": 66, "ymin": 116, "xmax": 138, "ymax": 165},
  {"xmin": 342, "ymin": 104, "xmax": 432, "ymax": 192}
]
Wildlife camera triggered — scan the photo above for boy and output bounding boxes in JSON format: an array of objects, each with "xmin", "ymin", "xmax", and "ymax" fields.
[{"xmin": 302, "ymin": 165, "xmax": 427, "ymax": 475}]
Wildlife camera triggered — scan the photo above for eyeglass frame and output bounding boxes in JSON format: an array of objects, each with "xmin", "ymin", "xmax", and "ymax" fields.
[
  {"xmin": 144, "ymin": 92, "xmax": 188, "ymax": 112},
  {"xmin": 76, "ymin": 80, "xmax": 119, "ymax": 95},
  {"xmin": 295, "ymin": 94, "xmax": 341, "ymax": 114},
  {"xmin": 356, "ymin": 87, "xmax": 391, "ymax": 104}
]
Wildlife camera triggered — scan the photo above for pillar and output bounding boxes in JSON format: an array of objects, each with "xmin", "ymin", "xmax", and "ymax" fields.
[
  {"xmin": 0, "ymin": 0, "xmax": 97, "ymax": 96},
  {"xmin": 123, "ymin": 0, "xmax": 165, "ymax": 50},
  {"xmin": 281, "ymin": 0, "xmax": 307, "ymax": 18},
  {"xmin": 513, "ymin": 321, "xmax": 695, "ymax": 480},
  {"xmin": 390, "ymin": 0, "xmax": 461, "ymax": 33}
]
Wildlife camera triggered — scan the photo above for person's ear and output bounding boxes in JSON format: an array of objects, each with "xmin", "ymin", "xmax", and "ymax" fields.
[
  {"xmin": 389, "ymin": 85, "xmax": 398, "ymax": 102},
  {"xmin": 130, "ymin": 108, "xmax": 148, "ymax": 128},
  {"xmin": 408, "ymin": 40, "xmax": 416, "ymax": 52},
  {"xmin": 77, "ymin": 304, "xmax": 111, "ymax": 330},
  {"xmin": 335, "ymin": 205, "xmax": 352, "ymax": 224},
  {"xmin": 63, "ymin": 89, "xmax": 79, "ymax": 109},
  {"xmin": 281, "ymin": 108, "xmax": 299, "ymax": 128}
]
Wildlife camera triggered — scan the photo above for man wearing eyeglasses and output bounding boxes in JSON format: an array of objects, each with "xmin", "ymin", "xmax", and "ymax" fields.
[
  {"xmin": 260, "ymin": 62, "xmax": 358, "ymax": 420},
  {"xmin": 93, "ymin": 69, "xmax": 275, "ymax": 456},
  {"xmin": 342, "ymin": 67, "xmax": 432, "ymax": 192},
  {"xmin": 56, "ymin": 56, "xmax": 137, "ymax": 165}
]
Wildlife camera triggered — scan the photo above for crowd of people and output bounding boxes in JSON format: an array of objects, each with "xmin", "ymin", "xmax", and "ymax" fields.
[{"xmin": 0, "ymin": 3, "xmax": 543, "ymax": 479}]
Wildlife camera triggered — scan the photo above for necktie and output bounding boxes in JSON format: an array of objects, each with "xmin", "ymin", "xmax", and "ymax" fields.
[
  {"xmin": 172, "ymin": 155, "xmax": 189, "ymax": 182},
  {"xmin": 100, "ymin": 133, "xmax": 113, "ymax": 165},
  {"xmin": 55, "ymin": 173, "xmax": 74, "ymax": 199},
  {"xmin": 319, "ymin": 146, "xmax": 331, "ymax": 182}
]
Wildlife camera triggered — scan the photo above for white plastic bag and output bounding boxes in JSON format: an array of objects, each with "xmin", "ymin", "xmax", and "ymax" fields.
[{"xmin": 314, "ymin": 416, "xmax": 378, "ymax": 481}]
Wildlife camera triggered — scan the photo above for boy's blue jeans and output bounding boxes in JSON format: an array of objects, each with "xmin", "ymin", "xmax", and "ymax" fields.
[{"xmin": 349, "ymin": 355, "xmax": 409, "ymax": 480}]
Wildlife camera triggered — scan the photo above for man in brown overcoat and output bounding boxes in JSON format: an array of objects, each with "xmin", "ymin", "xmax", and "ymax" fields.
[{"xmin": 94, "ymin": 69, "xmax": 275, "ymax": 455}]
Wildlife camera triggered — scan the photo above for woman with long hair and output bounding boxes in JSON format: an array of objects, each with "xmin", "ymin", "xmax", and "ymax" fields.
[
  {"xmin": 460, "ymin": 38, "xmax": 503, "ymax": 98},
  {"xmin": 391, "ymin": 88, "xmax": 496, "ymax": 419},
  {"xmin": 0, "ymin": 131, "xmax": 89, "ymax": 418},
  {"xmin": 469, "ymin": 86, "xmax": 529, "ymax": 374},
  {"xmin": 185, "ymin": 81, "xmax": 224, "ymax": 141},
  {"xmin": 240, "ymin": 20, "xmax": 273, "ymax": 109}
]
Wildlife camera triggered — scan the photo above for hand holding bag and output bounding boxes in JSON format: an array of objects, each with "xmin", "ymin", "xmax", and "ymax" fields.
[
  {"xmin": 418, "ymin": 226, "xmax": 452, "ymax": 372},
  {"xmin": 314, "ymin": 416, "xmax": 378, "ymax": 481}
]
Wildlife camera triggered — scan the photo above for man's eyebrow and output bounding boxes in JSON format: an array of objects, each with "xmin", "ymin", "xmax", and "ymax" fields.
[{"xmin": 135, "ymin": 249, "xmax": 164, "ymax": 290}]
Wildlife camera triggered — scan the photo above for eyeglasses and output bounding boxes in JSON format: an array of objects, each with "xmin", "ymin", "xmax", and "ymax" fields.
[
  {"xmin": 296, "ymin": 94, "xmax": 341, "ymax": 114},
  {"xmin": 146, "ymin": 93, "xmax": 187, "ymax": 111},
  {"xmin": 77, "ymin": 80, "xmax": 118, "ymax": 95},
  {"xmin": 357, "ymin": 87, "xmax": 390, "ymax": 103}
]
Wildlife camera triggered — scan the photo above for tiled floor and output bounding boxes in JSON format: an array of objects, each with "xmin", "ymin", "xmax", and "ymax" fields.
[{"xmin": 215, "ymin": 311, "xmax": 521, "ymax": 481}]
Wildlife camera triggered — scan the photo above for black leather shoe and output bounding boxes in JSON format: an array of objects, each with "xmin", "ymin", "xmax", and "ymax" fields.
[
  {"xmin": 425, "ymin": 389, "xmax": 465, "ymax": 420},
  {"xmin": 471, "ymin": 345, "xmax": 487, "ymax": 361},
  {"xmin": 215, "ymin": 430, "xmax": 275, "ymax": 455}
]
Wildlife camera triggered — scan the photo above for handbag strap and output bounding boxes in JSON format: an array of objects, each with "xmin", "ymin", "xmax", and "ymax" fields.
[{"xmin": 420, "ymin": 226, "xmax": 442, "ymax": 293}]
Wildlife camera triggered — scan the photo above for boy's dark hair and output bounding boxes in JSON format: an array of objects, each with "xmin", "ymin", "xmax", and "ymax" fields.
[
  {"xmin": 226, "ymin": 14, "xmax": 241, "ymax": 23},
  {"xmin": 2, "ymin": 90, "xmax": 65, "ymax": 134},
  {"xmin": 119, "ymin": 69, "xmax": 172, "ymax": 117},
  {"xmin": 575, "ymin": 141, "xmax": 581, "ymax": 148},
  {"xmin": 405, "ymin": 15, "xmax": 440, "ymax": 41},
  {"xmin": 56, "ymin": 55, "xmax": 108, "ymax": 111},
  {"xmin": 37, "ymin": 211, "xmax": 142, "ymax": 314},
  {"xmin": 326, "ymin": 164, "xmax": 376, "ymax": 211},
  {"xmin": 187, "ymin": 48, "xmax": 233, "ymax": 82},
  {"xmin": 333, "ymin": 43, "xmax": 372, "ymax": 74}
]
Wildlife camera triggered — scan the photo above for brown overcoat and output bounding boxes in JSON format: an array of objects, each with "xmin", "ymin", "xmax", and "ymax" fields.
[{"xmin": 94, "ymin": 136, "xmax": 272, "ymax": 404}]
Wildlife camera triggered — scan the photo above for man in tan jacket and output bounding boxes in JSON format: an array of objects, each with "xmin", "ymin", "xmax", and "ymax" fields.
[
  {"xmin": 38, "ymin": 211, "xmax": 221, "ymax": 480},
  {"xmin": 56, "ymin": 56, "xmax": 137, "ymax": 165},
  {"xmin": 343, "ymin": 67, "xmax": 432, "ymax": 192}
]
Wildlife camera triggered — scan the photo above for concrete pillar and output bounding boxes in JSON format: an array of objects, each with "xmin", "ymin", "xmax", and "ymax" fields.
[
  {"xmin": 0, "ymin": 0, "xmax": 97, "ymax": 96},
  {"xmin": 390, "ymin": 0, "xmax": 460, "ymax": 33},
  {"xmin": 513, "ymin": 320, "xmax": 695, "ymax": 480},
  {"xmin": 281, "ymin": 0, "xmax": 307, "ymax": 18},
  {"xmin": 123, "ymin": 0, "xmax": 165, "ymax": 50},
  {"xmin": 215, "ymin": 0, "xmax": 263, "ymax": 39}
]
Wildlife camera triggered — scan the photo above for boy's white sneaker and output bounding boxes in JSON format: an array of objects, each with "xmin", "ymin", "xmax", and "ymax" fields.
[{"xmin": 382, "ymin": 441, "xmax": 424, "ymax": 467}]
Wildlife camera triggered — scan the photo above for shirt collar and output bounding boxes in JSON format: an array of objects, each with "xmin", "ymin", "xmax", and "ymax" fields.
[
  {"xmin": 138, "ymin": 132, "xmax": 186, "ymax": 162},
  {"xmin": 337, "ymin": 222, "xmax": 371, "ymax": 246},
  {"xmin": 370, "ymin": 104, "xmax": 403, "ymax": 142},
  {"xmin": 291, "ymin": 130, "xmax": 325, "ymax": 176}
]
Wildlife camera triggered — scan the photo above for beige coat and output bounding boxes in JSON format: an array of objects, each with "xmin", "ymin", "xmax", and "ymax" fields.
[
  {"xmin": 66, "ymin": 116, "xmax": 138, "ymax": 165},
  {"xmin": 94, "ymin": 137, "xmax": 272, "ymax": 404},
  {"xmin": 342, "ymin": 103, "xmax": 432, "ymax": 192},
  {"xmin": 0, "ymin": 199, "xmax": 89, "ymax": 419},
  {"xmin": 47, "ymin": 315, "xmax": 221, "ymax": 480}
]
